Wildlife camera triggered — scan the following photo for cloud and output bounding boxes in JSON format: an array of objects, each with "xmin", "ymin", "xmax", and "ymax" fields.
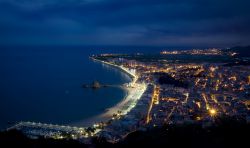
[
  {"xmin": 0, "ymin": 0, "xmax": 102, "ymax": 8},
  {"xmin": 0, "ymin": 0, "xmax": 250, "ymax": 47}
]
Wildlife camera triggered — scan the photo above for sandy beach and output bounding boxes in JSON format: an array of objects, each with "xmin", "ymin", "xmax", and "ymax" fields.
[{"xmin": 72, "ymin": 58, "xmax": 146, "ymax": 127}]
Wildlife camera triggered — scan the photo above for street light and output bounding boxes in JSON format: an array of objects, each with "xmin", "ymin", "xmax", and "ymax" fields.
[{"xmin": 209, "ymin": 108, "xmax": 217, "ymax": 117}]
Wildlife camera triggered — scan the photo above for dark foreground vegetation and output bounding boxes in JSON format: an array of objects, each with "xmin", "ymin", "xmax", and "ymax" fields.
[
  {"xmin": 0, "ymin": 130, "xmax": 86, "ymax": 148},
  {"xmin": 0, "ymin": 116, "xmax": 249, "ymax": 148},
  {"xmin": 156, "ymin": 72, "xmax": 189, "ymax": 88},
  {"xmin": 113, "ymin": 116, "xmax": 249, "ymax": 148}
]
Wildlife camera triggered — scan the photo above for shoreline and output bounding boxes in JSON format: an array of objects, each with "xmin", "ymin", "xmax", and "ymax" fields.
[
  {"xmin": 91, "ymin": 57, "xmax": 137, "ymax": 82},
  {"xmin": 72, "ymin": 57, "xmax": 145, "ymax": 127}
]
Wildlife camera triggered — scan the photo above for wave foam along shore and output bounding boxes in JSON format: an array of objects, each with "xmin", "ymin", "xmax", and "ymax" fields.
[{"xmin": 72, "ymin": 58, "xmax": 147, "ymax": 127}]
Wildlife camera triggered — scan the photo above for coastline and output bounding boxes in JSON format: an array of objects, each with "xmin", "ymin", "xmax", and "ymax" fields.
[
  {"xmin": 72, "ymin": 57, "xmax": 146, "ymax": 127},
  {"xmin": 91, "ymin": 57, "xmax": 137, "ymax": 82}
]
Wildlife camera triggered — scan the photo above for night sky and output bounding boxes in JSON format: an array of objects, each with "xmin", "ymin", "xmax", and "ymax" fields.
[{"xmin": 0, "ymin": 0, "xmax": 250, "ymax": 47}]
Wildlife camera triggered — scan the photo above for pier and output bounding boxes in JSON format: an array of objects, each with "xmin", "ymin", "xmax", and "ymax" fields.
[
  {"xmin": 7, "ymin": 121, "xmax": 85, "ymax": 132},
  {"xmin": 82, "ymin": 81, "xmax": 131, "ymax": 89}
]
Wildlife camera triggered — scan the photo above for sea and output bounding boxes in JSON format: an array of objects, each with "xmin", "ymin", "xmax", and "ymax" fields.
[{"xmin": 0, "ymin": 45, "xmax": 165, "ymax": 130}]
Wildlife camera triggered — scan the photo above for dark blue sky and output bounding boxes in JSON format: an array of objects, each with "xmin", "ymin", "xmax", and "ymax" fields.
[{"xmin": 0, "ymin": 0, "xmax": 250, "ymax": 47}]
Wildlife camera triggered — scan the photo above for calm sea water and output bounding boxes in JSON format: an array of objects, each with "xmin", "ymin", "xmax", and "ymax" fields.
[{"xmin": 0, "ymin": 46, "xmax": 165, "ymax": 129}]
